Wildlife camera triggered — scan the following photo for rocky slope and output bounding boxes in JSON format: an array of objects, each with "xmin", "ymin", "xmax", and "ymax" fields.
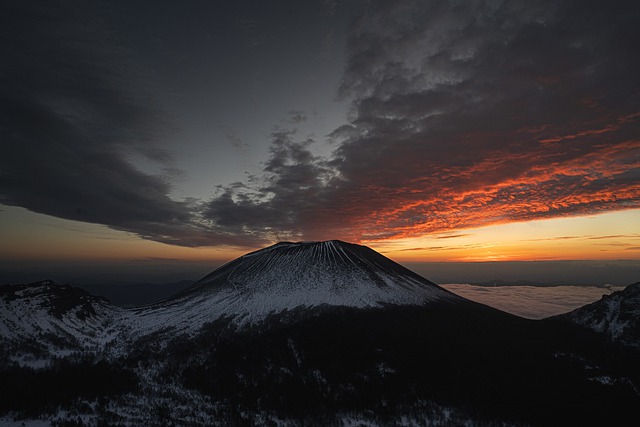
[
  {"xmin": 560, "ymin": 282, "xmax": 640, "ymax": 348},
  {"xmin": 0, "ymin": 280, "xmax": 125, "ymax": 367}
]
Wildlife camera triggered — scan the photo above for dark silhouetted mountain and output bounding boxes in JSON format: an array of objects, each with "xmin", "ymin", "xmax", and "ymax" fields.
[{"xmin": 1, "ymin": 242, "xmax": 639, "ymax": 426}]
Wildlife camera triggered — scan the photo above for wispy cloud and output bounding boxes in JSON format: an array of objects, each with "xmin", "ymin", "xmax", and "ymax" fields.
[
  {"xmin": 285, "ymin": 110, "xmax": 308, "ymax": 124},
  {"xmin": 436, "ymin": 234, "xmax": 473, "ymax": 240},
  {"xmin": 526, "ymin": 234, "xmax": 640, "ymax": 242},
  {"xmin": 220, "ymin": 126, "xmax": 248, "ymax": 151}
]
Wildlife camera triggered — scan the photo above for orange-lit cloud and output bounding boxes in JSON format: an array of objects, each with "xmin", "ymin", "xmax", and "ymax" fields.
[{"xmin": 325, "ymin": 133, "xmax": 639, "ymax": 243}]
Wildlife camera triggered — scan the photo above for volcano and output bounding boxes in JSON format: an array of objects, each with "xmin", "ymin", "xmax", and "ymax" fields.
[
  {"xmin": 130, "ymin": 240, "xmax": 464, "ymax": 336},
  {"xmin": 179, "ymin": 240, "xmax": 459, "ymax": 307}
]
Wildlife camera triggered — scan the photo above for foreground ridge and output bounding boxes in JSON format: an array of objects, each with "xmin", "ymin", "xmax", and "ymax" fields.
[
  {"xmin": 561, "ymin": 282, "xmax": 640, "ymax": 348},
  {"xmin": 1, "ymin": 245, "xmax": 639, "ymax": 426}
]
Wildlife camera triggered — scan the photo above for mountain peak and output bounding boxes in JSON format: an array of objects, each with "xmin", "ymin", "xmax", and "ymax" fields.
[
  {"xmin": 135, "ymin": 240, "xmax": 461, "ymax": 333},
  {"xmin": 180, "ymin": 239, "xmax": 455, "ymax": 306},
  {"xmin": 242, "ymin": 240, "xmax": 367, "ymax": 258}
]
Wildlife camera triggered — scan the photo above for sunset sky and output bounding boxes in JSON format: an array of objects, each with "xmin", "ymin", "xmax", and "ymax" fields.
[{"xmin": 1, "ymin": 0, "xmax": 639, "ymax": 275}]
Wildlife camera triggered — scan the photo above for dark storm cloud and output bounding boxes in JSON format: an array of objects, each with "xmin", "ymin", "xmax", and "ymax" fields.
[
  {"xmin": 205, "ymin": 0, "xmax": 640, "ymax": 243},
  {"xmin": 0, "ymin": 1, "xmax": 257, "ymax": 247}
]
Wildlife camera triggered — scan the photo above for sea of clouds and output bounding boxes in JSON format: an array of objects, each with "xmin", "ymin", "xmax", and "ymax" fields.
[{"xmin": 441, "ymin": 284, "xmax": 626, "ymax": 319}]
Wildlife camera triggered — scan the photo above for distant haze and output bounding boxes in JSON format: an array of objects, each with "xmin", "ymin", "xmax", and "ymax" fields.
[
  {"xmin": 1, "ymin": 259, "xmax": 637, "ymax": 287},
  {"xmin": 406, "ymin": 260, "xmax": 640, "ymax": 287}
]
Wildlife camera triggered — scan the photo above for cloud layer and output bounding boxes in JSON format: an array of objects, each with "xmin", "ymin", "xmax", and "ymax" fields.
[
  {"xmin": 204, "ymin": 0, "xmax": 640, "ymax": 244},
  {"xmin": 2, "ymin": 0, "xmax": 639, "ymax": 248},
  {"xmin": 440, "ymin": 284, "xmax": 626, "ymax": 319}
]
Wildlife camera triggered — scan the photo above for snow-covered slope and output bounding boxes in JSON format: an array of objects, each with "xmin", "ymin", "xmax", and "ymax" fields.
[
  {"xmin": 0, "ymin": 242, "xmax": 466, "ymax": 354},
  {"xmin": 3, "ymin": 247, "xmax": 639, "ymax": 426},
  {"xmin": 131, "ymin": 240, "xmax": 463, "ymax": 336},
  {"xmin": 561, "ymin": 282, "xmax": 640, "ymax": 348},
  {"xmin": 1, "ymin": 242, "xmax": 464, "ymax": 357},
  {"xmin": 0, "ymin": 280, "xmax": 125, "ymax": 366}
]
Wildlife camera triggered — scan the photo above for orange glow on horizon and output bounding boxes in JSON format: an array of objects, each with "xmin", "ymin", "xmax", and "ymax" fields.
[
  {"xmin": 0, "ymin": 205, "xmax": 244, "ymax": 262},
  {"xmin": 366, "ymin": 210, "xmax": 640, "ymax": 262},
  {"xmin": 2, "ymin": 205, "xmax": 639, "ymax": 264}
]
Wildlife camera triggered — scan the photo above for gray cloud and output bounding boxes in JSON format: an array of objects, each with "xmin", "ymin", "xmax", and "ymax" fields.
[
  {"xmin": 285, "ymin": 110, "xmax": 308, "ymax": 124},
  {"xmin": 221, "ymin": 126, "xmax": 247, "ymax": 150},
  {"xmin": 203, "ymin": 128, "xmax": 343, "ymax": 241}
]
